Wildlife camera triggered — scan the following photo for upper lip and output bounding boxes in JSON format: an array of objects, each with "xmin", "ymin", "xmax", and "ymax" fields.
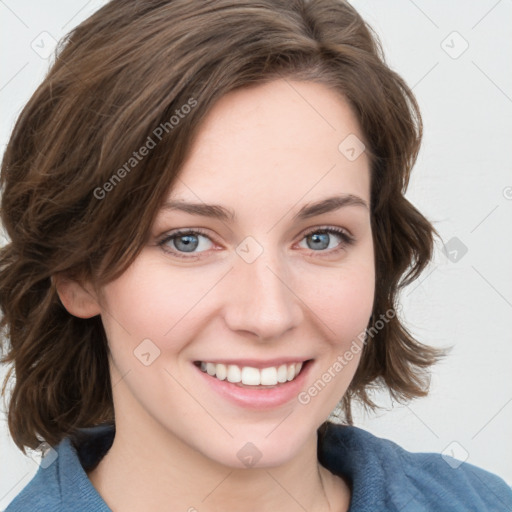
[{"xmin": 194, "ymin": 358, "xmax": 312, "ymax": 369}]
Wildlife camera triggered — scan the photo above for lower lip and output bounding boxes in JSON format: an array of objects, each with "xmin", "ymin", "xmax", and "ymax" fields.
[{"xmin": 194, "ymin": 361, "xmax": 313, "ymax": 409}]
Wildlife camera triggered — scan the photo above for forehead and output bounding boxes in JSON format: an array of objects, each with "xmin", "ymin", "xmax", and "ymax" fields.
[{"xmin": 168, "ymin": 79, "xmax": 370, "ymax": 216}]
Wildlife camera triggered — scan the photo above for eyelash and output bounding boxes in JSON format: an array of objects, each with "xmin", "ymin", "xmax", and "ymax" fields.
[{"xmin": 157, "ymin": 226, "xmax": 355, "ymax": 260}]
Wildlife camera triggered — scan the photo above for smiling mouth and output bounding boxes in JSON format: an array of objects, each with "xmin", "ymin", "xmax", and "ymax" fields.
[{"xmin": 194, "ymin": 360, "xmax": 311, "ymax": 387}]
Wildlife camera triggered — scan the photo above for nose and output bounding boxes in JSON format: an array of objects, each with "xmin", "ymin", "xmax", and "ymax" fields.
[{"xmin": 222, "ymin": 248, "xmax": 303, "ymax": 341}]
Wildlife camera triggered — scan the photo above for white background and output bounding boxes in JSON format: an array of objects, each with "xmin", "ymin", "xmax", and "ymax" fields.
[{"xmin": 0, "ymin": 0, "xmax": 511, "ymax": 508}]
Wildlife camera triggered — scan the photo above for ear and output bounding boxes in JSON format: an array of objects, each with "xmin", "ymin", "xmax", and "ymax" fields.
[{"xmin": 53, "ymin": 274, "xmax": 101, "ymax": 318}]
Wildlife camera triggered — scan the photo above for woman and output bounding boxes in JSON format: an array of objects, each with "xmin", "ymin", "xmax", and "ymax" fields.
[{"xmin": 1, "ymin": 0, "xmax": 510, "ymax": 510}]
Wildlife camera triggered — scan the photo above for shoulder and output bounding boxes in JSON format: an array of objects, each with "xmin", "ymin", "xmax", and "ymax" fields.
[
  {"xmin": 5, "ymin": 454, "xmax": 63, "ymax": 512},
  {"xmin": 4, "ymin": 425, "xmax": 114, "ymax": 512},
  {"xmin": 4, "ymin": 447, "xmax": 62, "ymax": 511},
  {"xmin": 318, "ymin": 423, "xmax": 512, "ymax": 511}
]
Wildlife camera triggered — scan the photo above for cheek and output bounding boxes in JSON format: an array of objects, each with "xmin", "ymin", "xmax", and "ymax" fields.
[
  {"xmin": 322, "ymin": 274, "xmax": 373, "ymax": 329},
  {"xmin": 295, "ymin": 260, "xmax": 374, "ymax": 418},
  {"xmin": 99, "ymin": 258, "xmax": 217, "ymax": 349},
  {"xmin": 301, "ymin": 254, "xmax": 375, "ymax": 348},
  {"xmin": 97, "ymin": 261, "xmax": 212, "ymax": 408}
]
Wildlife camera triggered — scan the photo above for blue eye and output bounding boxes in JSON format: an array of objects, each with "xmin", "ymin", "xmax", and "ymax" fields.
[
  {"xmin": 158, "ymin": 229, "xmax": 214, "ymax": 258},
  {"xmin": 298, "ymin": 227, "xmax": 354, "ymax": 252}
]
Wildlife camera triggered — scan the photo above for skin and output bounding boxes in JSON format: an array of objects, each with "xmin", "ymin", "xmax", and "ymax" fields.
[{"xmin": 58, "ymin": 79, "xmax": 375, "ymax": 511}]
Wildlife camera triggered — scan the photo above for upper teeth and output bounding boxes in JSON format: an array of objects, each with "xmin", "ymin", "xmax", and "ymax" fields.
[{"xmin": 199, "ymin": 361, "xmax": 303, "ymax": 386}]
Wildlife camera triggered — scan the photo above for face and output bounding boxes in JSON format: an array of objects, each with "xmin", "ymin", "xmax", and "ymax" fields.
[{"xmin": 94, "ymin": 79, "xmax": 374, "ymax": 468}]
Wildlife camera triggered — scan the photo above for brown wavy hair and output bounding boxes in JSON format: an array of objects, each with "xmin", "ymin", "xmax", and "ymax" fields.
[{"xmin": 0, "ymin": 0, "xmax": 446, "ymax": 454}]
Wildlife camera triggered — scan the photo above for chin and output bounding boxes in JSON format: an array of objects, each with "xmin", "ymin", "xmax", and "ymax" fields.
[{"xmin": 195, "ymin": 423, "xmax": 315, "ymax": 470}]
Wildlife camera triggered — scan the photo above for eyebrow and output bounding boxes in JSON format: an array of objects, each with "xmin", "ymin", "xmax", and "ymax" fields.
[{"xmin": 161, "ymin": 194, "xmax": 369, "ymax": 223}]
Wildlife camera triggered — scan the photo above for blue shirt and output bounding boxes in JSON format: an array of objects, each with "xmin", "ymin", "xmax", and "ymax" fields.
[{"xmin": 5, "ymin": 422, "xmax": 512, "ymax": 511}]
